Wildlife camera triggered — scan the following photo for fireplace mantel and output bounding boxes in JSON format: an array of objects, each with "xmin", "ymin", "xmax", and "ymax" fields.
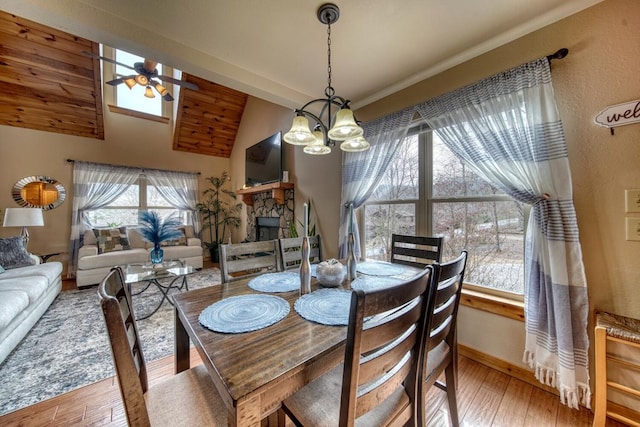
[{"xmin": 237, "ymin": 182, "xmax": 294, "ymax": 206}]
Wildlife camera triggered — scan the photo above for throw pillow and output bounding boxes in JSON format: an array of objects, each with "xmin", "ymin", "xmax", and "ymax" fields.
[
  {"xmin": 0, "ymin": 236, "xmax": 36, "ymax": 269},
  {"xmin": 93, "ymin": 227, "xmax": 131, "ymax": 254},
  {"xmin": 161, "ymin": 227, "xmax": 187, "ymax": 247}
]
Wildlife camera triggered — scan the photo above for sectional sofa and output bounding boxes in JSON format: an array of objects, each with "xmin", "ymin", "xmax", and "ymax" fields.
[{"xmin": 0, "ymin": 237, "xmax": 62, "ymax": 365}]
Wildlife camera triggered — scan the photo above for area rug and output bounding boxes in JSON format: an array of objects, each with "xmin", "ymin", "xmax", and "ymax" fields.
[{"xmin": 0, "ymin": 267, "xmax": 221, "ymax": 416}]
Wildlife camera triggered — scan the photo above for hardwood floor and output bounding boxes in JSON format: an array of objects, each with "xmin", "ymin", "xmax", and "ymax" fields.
[{"xmin": 1, "ymin": 349, "xmax": 626, "ymax": 427}]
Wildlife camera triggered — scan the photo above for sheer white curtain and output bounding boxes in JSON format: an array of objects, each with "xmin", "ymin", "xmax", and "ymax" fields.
[
  {"xmin": 338, "ymin": 109, "xmax": 414, "ymax": 258},
  {"xmin": 67, "ymin": 161, "xmax": 141, "ymax": 278},
  {"xmin": 146, "ymin": 170, "xmax": 200, "ymax": 233},
  {"xmin": 415, "ymin": 58, "xmax": 590, "ymax": 408}
]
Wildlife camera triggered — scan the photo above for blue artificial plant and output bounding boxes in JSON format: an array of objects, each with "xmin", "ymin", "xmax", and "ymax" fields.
[{"xmin": 138, "ymin": 211, "xmax": 183, "ymax": 246}]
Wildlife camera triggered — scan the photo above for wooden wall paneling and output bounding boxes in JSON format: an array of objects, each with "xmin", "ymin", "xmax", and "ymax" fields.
[{"xmin": 0, "ymin": 11, "xmax": 104, "ymax": 139}]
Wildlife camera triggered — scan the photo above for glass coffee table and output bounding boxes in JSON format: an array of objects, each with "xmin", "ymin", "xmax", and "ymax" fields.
[{"xmin": 124, "ymin": 260, "xmax": 194, "ymax": 320}]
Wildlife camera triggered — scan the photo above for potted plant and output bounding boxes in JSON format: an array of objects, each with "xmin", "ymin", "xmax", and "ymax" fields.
[
  {"xmin": 196, "ymin": 171, "xmax": 242, "ymax": 262},
  {"xmin": 138, "ymin": 210, "xmax": 183, "ymax": 264}
]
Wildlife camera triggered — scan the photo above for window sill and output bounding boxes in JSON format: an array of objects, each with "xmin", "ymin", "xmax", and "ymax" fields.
[
  {"xmin": 107, "ymin": 105, "xmax": 170, "ymax": 124},
  {"xmin": 460, "ymin": 286, "xmax": 524, "ymax": 322}
]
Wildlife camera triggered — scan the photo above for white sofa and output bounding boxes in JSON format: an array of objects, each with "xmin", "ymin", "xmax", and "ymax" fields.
[
  {"xmin": 76, "ymin": 226, "xmax": 203, "ymax": 288},
  {"xmin": 0, "ymin": 256, "xmax": 62, "ymax": 365}
]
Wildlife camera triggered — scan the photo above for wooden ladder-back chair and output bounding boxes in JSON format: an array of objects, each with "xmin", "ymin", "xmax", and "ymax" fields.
[
  {"xmin": 390, "ymin": 234, "xmax": 443, "ymax": 269},
  {"xmin": 418, "ymin": 251, "xmax": 468, "ymax": 427},
  {"xmin": 219, "ymin": 240, "xmax": 282, "ymax": 283},
  {"xmin": 98, "ymin": 267, "xmax": 226, "ymax": 427},
  {"xmin": 279, "ymin": 235, "xmax": 322, "ymax": 270},
  {"xmin": 281, "ymin": 268, "xmax": 432, "ymax": 427}
]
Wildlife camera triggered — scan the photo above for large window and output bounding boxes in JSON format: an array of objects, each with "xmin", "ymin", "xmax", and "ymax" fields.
[
  {"xmin": 86, "ymin": 174, "xmax": 183, "ymax": 227},
  {"xmin": 364, "ymin": 129, "xmax": 526, "ymax": 295}
]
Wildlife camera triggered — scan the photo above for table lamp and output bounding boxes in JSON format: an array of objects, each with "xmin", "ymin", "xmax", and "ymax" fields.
[{"xmin": 3, "ymin": 207, "xmax": 44, "ymax": 249}]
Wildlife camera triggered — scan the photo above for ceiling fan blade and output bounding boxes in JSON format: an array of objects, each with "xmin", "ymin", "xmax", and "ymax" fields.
[
  {"xmin": 82, "ymin": 51, "xmax": 137, "ymax": 71},
  {"xmin": 162, "ymin": 92, "xmax": 174, "ymax": 102},
  {"xmin": 106, "ymin": 75, "xmax": 136, "ymax": 86},
  {"xmin": 157, "ymin": 75, "xmax": 199, "ymax": 91},
  {"xmin": 106, "ymin": 77, "xmax": 125, "ymax": 86}
]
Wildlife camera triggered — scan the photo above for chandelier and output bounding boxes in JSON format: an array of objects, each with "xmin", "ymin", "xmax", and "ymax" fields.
[{"xmin": 283, "ymin": 3, "xmax": 370, "ymax": 155}]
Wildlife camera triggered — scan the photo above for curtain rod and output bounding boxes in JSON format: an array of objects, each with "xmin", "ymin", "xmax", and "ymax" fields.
[
  {"xmin": 66, "ymin": 159, "xmax": 201, "ymax": 176},
  {"xmin": 547, "ymin": 48, "xmax": 568, "ymax": 63}
]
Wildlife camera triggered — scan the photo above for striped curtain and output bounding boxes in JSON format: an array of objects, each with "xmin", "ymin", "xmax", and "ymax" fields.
[
  {"xmin": 67, "ymin": 161, "xmax": 141, "ymax": 278},
  {"xmin": 415, "ymin": 58, "xmax": 590, "ymax": 408},
  {"xmin": 339, "ymin": 109, "xmax": 414, "ymax": 258}
]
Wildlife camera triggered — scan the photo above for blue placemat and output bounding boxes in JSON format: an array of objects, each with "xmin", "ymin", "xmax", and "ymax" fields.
[
  {"xmin": 294, "ymin": 288, "xmax": 352, "ymax": 326},
  {"xmin": 248, "ymin": 271, "xmax": 300, "ymax": 292},
  {"xmin": 199, "ymin": 294, "xmax": 290, "ymax": 333},
  {"xmin": 356, "ymin": 261, "xmax": 406, "ymax": 276},
  {"xmin": 351, "ymin": 275, "xmax": 403, "ymax": 292}
]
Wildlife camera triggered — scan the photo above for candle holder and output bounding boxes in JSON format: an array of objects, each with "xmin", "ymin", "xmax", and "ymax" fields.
[
  {"xmin": 299, "ymin": 236, "xmax": 311, "ymax": 295},
  {"xmin": 346, "ymin": 232, "xmax": 357, "ymax": 281}
]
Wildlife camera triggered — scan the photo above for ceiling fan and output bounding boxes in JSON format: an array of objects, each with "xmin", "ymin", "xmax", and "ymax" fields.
[{"xmin": 84, "ymin": 52, "xmax": 198, "ymax": 101}]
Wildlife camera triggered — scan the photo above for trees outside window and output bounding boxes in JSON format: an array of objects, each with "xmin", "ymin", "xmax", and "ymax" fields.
[
  {"xmin": 86, "ymin": 175, "xmax": 183, "ymax": 227},
  {"xmin": 363, "ymin": 130, "xmax": 525, "ymax": 295}
]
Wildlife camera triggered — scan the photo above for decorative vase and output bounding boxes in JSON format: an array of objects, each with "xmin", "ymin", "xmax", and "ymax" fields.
[
  {"xmin": 150, "ymin": 243, "xmax": 164, "ymax": 264},
  {"xmin": 316, "ymin": 259, "xmax": 345, "ymax": 287},
  {"xmin": 299, "ymin": 236, "xmax": 311, "ymax": 296}
]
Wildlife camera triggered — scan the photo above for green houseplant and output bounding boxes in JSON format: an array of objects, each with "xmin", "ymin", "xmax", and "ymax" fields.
[{"xmin": 196, "ymin": 171, "xmax": 242, "ymax": 262}]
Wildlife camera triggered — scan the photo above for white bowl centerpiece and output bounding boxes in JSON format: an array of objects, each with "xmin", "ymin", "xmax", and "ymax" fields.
[{"xmin": 316, "ymin": 258, "xmax": 346, "ymax": 287}]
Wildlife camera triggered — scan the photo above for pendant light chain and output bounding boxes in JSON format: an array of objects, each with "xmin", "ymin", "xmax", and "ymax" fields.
[
  {"xmin": 283, "ymin": 3, "xmax": 370, "ymax": 154},
  {"xmin": 326, "ymin": 18, "xmax": 335, "ymax": 97}
]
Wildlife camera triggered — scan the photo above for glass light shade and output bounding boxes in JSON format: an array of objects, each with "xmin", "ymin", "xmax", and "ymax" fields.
[
  {"xmin": 283, "ymin": 116, "xmax": 316, "ymax": 145},
  {"xmin": 303, "ymin": 131, "xmax": 331, "ymax": 155},
  {"xmin": 340, "ymin": 136, "xmax": 371, "ymax": 152},
  {"xmin": 154, "ymin": 83, "xmax": 168, "ymax": 96},
  {"xmin": 144, "ymin": 86, "xmax": 155, "ymax": 98},
  {"xmin": 124, "ymin": 78, "xmax": 137, "ymax": 89},
  {"xmin": 135, "ymin": 74, "xmax": 149, "ymax": 86},
  {"xmin": 327, "ymin": 108, "xmax": 364, "ymax": 141}
]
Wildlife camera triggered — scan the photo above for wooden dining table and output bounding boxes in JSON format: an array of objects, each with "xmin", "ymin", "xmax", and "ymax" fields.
[{"xmin": 173, "ymin": 262, "xmax": 421, "ymax": 427}]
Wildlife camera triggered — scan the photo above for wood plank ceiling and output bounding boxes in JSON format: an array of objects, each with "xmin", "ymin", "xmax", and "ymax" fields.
[
  {"xmin": 0, "ymin": 11, "xmax": 104, "ymax": 139},
  {"xmin": 173, "ymin": 74, "xmax": 248, "ymax": 158}
]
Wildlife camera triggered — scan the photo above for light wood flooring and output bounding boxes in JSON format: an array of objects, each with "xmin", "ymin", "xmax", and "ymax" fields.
[{"xmin": 0, "ymin": 347, "xmax": 627, "ymax": 427}]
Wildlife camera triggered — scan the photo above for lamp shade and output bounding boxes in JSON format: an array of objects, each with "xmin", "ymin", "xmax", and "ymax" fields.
[
  {"xmin": 3, "ymin": 208, "xmax": 44, "ymax": 227},
  {"xmin": 144, "ymin": 86, "xmax": 155, "ymax": 98},
  {"xmin": 303, "ymin": 131, "xmax": 331, "ymax": 155},
  {"xmin": 284, "ymin": 116, "xmax": 316, "ymax": 145},
  {"xmin": 340, "ymin": 136, "xmax": 371, "ymax": 152},
  {"xmin": 327, "ymin": 108, "xmax": 364, "ymax": 141},
  {"xmin": 124, "ymin": 78, "xmax": 137, "ymax": 89}
]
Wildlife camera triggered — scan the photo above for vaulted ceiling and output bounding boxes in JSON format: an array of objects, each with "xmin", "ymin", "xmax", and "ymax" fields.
[{"xmin": 0, "ymin": 0, "xmax": 604, "ymax": 157}]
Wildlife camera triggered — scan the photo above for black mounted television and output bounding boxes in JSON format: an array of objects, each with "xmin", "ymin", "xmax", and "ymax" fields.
[{"xmin": 245, "ymin": 131, "xmax": 283, "ymax": 186}]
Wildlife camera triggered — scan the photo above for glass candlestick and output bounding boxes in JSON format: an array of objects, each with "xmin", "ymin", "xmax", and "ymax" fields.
[{"xmin": 299, "ymin": 236, "xmax": 311, "ymax": 295}]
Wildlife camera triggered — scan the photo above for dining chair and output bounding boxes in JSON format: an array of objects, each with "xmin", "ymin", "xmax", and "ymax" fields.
[
  {"xmin": 390, "ymin": 234, "xmax": 443, "ymax": 268},
  {"xmin": 281, "ymin": 268, "xmax": 433, "ymax": 427},
  {"xmin": 219, "ymin": 239, "xmax": 282, "ymax": 283},
  {"xmin": 279, "ymin": 235, "xmax": 322, "ymax": 269},
  {"xmin": 417, "ymin": 251, "xmax": 468, "ymax": 427},
  {"xmin": 98, "ymin": 267, "xmax": 227, "ymax": 427}
]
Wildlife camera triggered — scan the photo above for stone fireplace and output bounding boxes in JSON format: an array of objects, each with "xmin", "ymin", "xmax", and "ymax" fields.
[{"xmin": 244, "ymin": 187, "xmax": 294, "ymax": 241}]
